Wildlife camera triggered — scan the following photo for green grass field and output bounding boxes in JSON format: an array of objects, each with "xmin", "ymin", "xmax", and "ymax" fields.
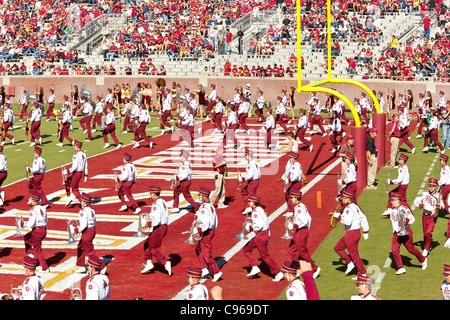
[{"xmin": 276, "ymin": 133, "xmax": 449, "ymax": 300}]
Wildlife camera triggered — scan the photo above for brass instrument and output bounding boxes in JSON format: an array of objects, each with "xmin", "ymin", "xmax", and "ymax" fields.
[
  {"xmin": 337, "ymin": 173, "xmax": 343, "ymax": 193},
  {"xmin": 170, "ymin": 172, "xmax": 177, "ymax": 190},
  {"xmin": 182, "ymin": 219, "xmax": 202, "ymax": 244},
  {"xmin": 61, "ymin": 167, "xmax": 67, "ymax": 185},
  {"xmin": 301, "ymin": 173, "xmax": 307, "ymax": 185},
  {"xmin": 100, "ymin": 115, "xmax": 106, "ymax": 130},
  {"xmin": 281, "ymin": 215, "xmax": 294, "ymax": 239},
  {"xmin": 25, "ymin": 160, "xmax": 30, "ymax": 180},
  {"xmin": 114, "ymin": 171, "xmax": 119, "ymax": 191},
  {"xmin": 10, "ymin": 285, "xmax": 21, "ymax": 300},
  {"xmin": 329, "ymin": 203, "xmax": 341, "ymax": 228},
  {"xmin": 386, "ymin": 173, "xmax": 391, "ymax": 194},
  {"xmin": 134, "ymin": 213, "xmax": 152, "ymax": 237},
  {"xmin": 397, "ymin": 208, "xmax": 409, "ymax": 236},
  {"xmin": 236, "ymin": 169, "xmax": 241, "ymax": 190},
  {"xmin": 71, "ymin": 287, "xmax": 83, "ymax": 300},
  {"xmin": 236, "ymin": 216, "xmax": 252, "ymax": 240},
  {"xmin": 15, "ymin": 214, "xmax": 23, "ymax": 237},
  {"xmin": 67, "ymin": 219, "xmax": 80, "ymax": 244}
]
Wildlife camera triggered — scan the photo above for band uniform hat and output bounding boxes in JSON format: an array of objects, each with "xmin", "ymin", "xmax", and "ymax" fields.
[
  {"xmin": 245, "ymin": 148, "xmax": 253, "ymax": 157},
  {"xmin": 289, "ymin": 151, "xmax": 299, "ymax": 159},
  {"xmin": 34, "ymin": 146, "xmax": 42, "ymax": 154},
  {"xmin": 346, "ymin": 152, "xmax": 355, "ymax": 160},
  {"xmin": 149, "ymin": 185, "xmax": 161, "ymax": 193},
  {"xmin": 198, "ymin": 186, "xmax": 211, "ymax": 197},
  {"xmin": 186, "ymin": 266, "xmax": 202, "ymax": 278},
  {"xmin": 123, "ymin": 152, "xmax": 132, "ymax": 161},
  {"xmin": 281, "ymin": 260, "xmax": 299, "ymax": 274},
  {"xmin": 81, "ymin": 192, "xmax": 92, "ymax": 203},
  {"xmin": 444, "ymin": 264, "xmax": 450, "ymax": 276},
  {"xmin": 30, "ymin": 190, "xmax": 41, "ymax": 201},
  {"xmin": 389, "ymin": 191, "xmax": 403, "ymax": 200},
  {"xmin": 341, "ymin": 189, "xmax": 356, "ymax": 199},
  {"xmin": 399, "ymin": 153, "xmax": 409, "ymax": 162},
  {"xmin": 429, "ymin": 178, "xmax": 438, "ymax": 187},
  {"xmin": 355, "ymin": 274, "xmax": 373, "ymax": 286},
  {"xmin": 440, "ymin": 154, "xmax": 449, "ymax": 162},
  {"xmin": 289, "ymin": 189, "xmax": 303, "ymax": 198},
  {"xmin": 180, "ymin": 149, "xmax": 190, "ymax": 158},
  {"xmin": 87, "ymin": 254, "xmax": 103, "ymax": 269},
  {"xmin": 369, "ymin": 128, "xmax": 377, "ymax": 133},
  {"xmin": 74, "ymin": 140, "xmax": 83, "ymax": 148},
  {"xmin": 346, "ymin": 135, "xmax": 354, "ymax": 141},
  {"xmin": 248, "ymin": 193, "xmax": 260, "ymax": 203},
  {"xmin": 0, "ymin": 146, "xmax": 4, "ymax": 152},
  {"xmin": 23, "ymin": 255, "xmax": 39, "ymax": 269}
]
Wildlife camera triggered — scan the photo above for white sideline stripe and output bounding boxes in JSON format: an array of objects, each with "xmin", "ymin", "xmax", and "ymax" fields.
[{"xmin": 171, "ymin": 158, "xmax": 341, "ymax": 300}]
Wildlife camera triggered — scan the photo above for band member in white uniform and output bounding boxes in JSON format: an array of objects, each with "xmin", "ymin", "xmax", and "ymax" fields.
[
  {"xmin": 85, "ymin": 254, "xmax": 111, "ymax": 300},
  {"xmin": 46, "ymin": 88, "xmax": 57, "ymax": 121},
  {"xmin": 26, "ymin": 146, "xmax": 48, "ymax": 207},
  {"xmin": 212, "ymin": 96, "xmax": 225, "ymax": 133},
  {"xmin": 64, "ymin": 140, "xmax": 88, "ymax": 206},
  {"xmin": 237, "ymin": 95, "xmax": 251, "ymax": 133},
  {"xmin": 265, "ymin": 108, "xmax": 275, "ymax": 150},
  {"xmin": 133, "ymin": 103, "xmax": 153, "ymax": 149},
  {"xmin": 79, "ymin": 99, "xmax": 94, "ymax": 141},
  {"xmin": 117, "ymin": 152, "xmax": 141, "ymax": 214},
  {"xmin": 91, "ymin": 96, "xmax": 104, "ymax": 132},
  {"xmin": 22, "ymin": 190, "xmax": 50, "ymax": 271},
  {"xmin": 172, "ymin": 149, "xmax": 199, "ymax": 212},
  {"xmin": 223, "ymin": 104, "xmax": 241, "ymax": 149},
  {"xmin": 185, "ymin": 266, "xmax": 209, "ymax": 300},
  {"xmin": 350, "ymin": 275, "xmax": 380, "ymax": 300},
  {"xmin": 141, "ymin": 185, "xmax": 172, "ymax": 275},
  {"xmin": 10, "ymin": 256, "xmax": 44, "ymax": 300},
  {"xmin": 243, "ymin": 194, "xmax": 283, "ymax": 281},
  {"xmin": 194, "ymin": 186, "xmax": 222, "ymax": 282},
  {"xmin": 240, "ymin": 149, "xmax": 261, "ymax": 213},
  {"xmin": 442, "ymin": 264, "xmax": 450, "ymax": 300},
  {"xmin": 1, "ymin": 102, "xmax": 15, "ymax": 145},
  {"xmin": 254, "ymin": 89, "xmax": 266, "ymax": 122},
  {"xmin": 102, "ymin": 104, "xmax": 122, "ymax": 149},
  {"xmin": 295, "ymin": 109, "xmax": 313, "ymax": 152},
  {"xmin": 56, "ymin": 101, "xmax": 74, "ymax": 146},
  {"xmin": 282, "ymin": 259, "xmax": 307, "ymax": 300},
  {"xmin": 28, "ymin": 102, "xmax": 42, "ymax": 146}
]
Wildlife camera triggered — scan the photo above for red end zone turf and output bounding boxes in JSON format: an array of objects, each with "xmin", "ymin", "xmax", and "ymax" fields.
[{"xmin": 0, "ymin": 118, "xmax": 354, "ymax": 300}]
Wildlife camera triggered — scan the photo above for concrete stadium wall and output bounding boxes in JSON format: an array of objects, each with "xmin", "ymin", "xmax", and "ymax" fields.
[{"xmin": 1, "ymin": 76, "xmax": 447, "ymax": 111}]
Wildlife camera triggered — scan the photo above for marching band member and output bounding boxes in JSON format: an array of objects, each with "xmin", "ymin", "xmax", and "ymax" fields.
[
  {"xmin": 194, "ymin": 186, "xmax": 223, "ymax": 282},
  {"xmin": 189, "ymin": 93, "xmax": 200, "ymax": 119},
  {"xmin": 127, "ymin": 99, "xmax": 140, "ymax": 134},
  {"xmin": 104, "ymin": 88, "xmax": 114, "ymax": 112},
  {"xmin": 295, "ymin": 109, "xmax": 313, "ymax": 152},
  {"xmin": 56, "ymin": 102, "xmax": 74, "ymax": 147},
  {"xmin": 79, "ymin": 99, "xmax": 94, "ymax": 141},
  {"xmin": 121, "ymin": 97, "xmax": 132, "ymax": 133},
  {"xmin": 333, "ymin": 189, "xmax": 369, "ymax": 278},
  {"xmin": 254, "ymin": 89, "xmax": 266, "ymax": 122},
  {"xmin": 71, "ymin": 85, "xmax": 81, "ymax": 117},
  {"xmin": 64, "ymin": 140, "xmax": 88, "ymax": 206},
  {"xmin": 423, "ymin": 109, "xmax": 445, "ymax": 154},
  {"xmin": 205, "ymin": 84, "xmax": 217, "ymax": 119},
  {"xmin": 385, "ymin": 153, "xmax": 410, "ymax": 211},
  {"xmin": 0, "ymin": 146, "xmax": 6, "ymax": 205},
  {"xmin": 10, "ymin": 256, "xmax": 44, "ymax": 300},
  {"xmin": 1, "ymin": 101, "xmax": 14, "ymax": 145},
  {"xmin": 265, "ymin": 108, "xmax": 275, "ymax": 150},
  {"xmin": 182, "ymin": 106, "xmax": 195, "ymax": 148},
  {"xmin": 26, "ymin": 146, "xmax": 48, "ymax": 207},
  {"xmin": 282, "ymin": 260, "xmax": 307, "ymax": 300},
  {"xmin": 309, "ymin": 95, "xmax": 327, "ymax": 136},
  {"xmin": 443, "ymin": 264, "xmax": 450, "ymax": 300},
  {"xmin": 74, "ymin": 193, "xmax": 101, "ymax": 273},
  {"xmin": 283, "ymin": 152, "xmax": 303, "ymax": 211},
  {"xmin": 413, "ymin": 178, "xmax": 443, "ymax": 256},
  {"xmin": 274, "ymin": 96, "xmax": 289, "ymax": 134},
  {"xmin": 223, "ymin": 104, "xmax": 241, "ymax": 150},
  {"xmin": 22, "ymin": 190, "xmax": 50, "ymax": 272},
  {"xmin": 160, "ymin": 91, "xmax": 174, "ymax": 134},
  {"xmin": 46, "ymin": 88, "xmax": 57, "ymax": 121},
  {"xmin": 244, "ymin": 83, "xmax": 251, "ymax": 103},
  {"xmin": 141, "ymin": 185, "xmax": 171, "ymax": 276},
  {"xmin": 172, "ymin": 149, "xmax": 199, "ymax": 213},
  {"xmin": 350, "ymin": 275, "xmax": 380, "ymax": 300},
  {"xmin": 438, "ymin": 90, "xmax": 446, "ymax": 111},
  {"xmin": 287, "ymin": 190, "xmax": 320, "ymax": 278},
  {"xmin": 416, "ymin": 92, "xmax": 428, "ymax": 138},
  {"xmin": 212, "ymin": 96, "xmax": 225, "ymax": 133},
  {"xmin": 240, "ymin": 148, "xmax": 261, "ymax": 214},
  {"xmin": 210, "ymin": 145, "xmax": 228, "ymax": 209},
  {"xmin": 376, "ymin": 91, "xmax": 385, "ymax": 114},
  {"xmin": 329, "ymin": 111, "xmax": 344, "ymax": 152},
  {"xmin": 334, "ymin": 97, "xmax": 352, "ymax": 125},
  {"xmin": 237, "ymin": 94, "xmax": 251, "ymax": 133},
  {"xmin": 386, "ymin": 191, "xmax": 427, "ymax": 275},
  {"xmin": 91, "ymin": 96, "xmax": 104, "ymax": 132},
  {"xmin": 397, "ymin": 104, "xmax": 416, "ymax": 154},
  {"xmin": 19, "ymin": 89, "xmax": 30, "ymax": 121},
  {"xmin": 117, "ymin": 152, "xmax": 141, "ymax": 214},
  {"xmin": 185, "ymin": 266, "xmax": 209, "ymax": 300},
  {"xmin": 85, "ymin": 254, "xmax": 111, "ymax": 300},
  {"xmin": 359, "ymin": 92, "xmax": 371, "ymax": 124},
  {"xmin": 339, "ymin": 153, "xmax": 357, "ymax": 197},
  {"xmin": 242, "ymin": 194, "xmax": 283, "ymax": 281},
  {"xmin": 132, "ymin": 103, "xmax": 153, "ymax": 149},
  {"xmin": 102, "ymin": 104, "xmax": 122, "ymax": 149},
  {"xmin": 438, "ymin": 154, "xmax": 450, "ymax": 249},
  {"xmin": 28, "ymin": 102, "xmax": 43, "ymax": 146}
]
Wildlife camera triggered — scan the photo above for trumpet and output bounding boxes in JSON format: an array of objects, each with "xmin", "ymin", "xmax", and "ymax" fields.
[
  {"xmin": 236, "ymin": 216, "xmax": 252, "ymax": 240},
  {"xmin": 329, "ymin": 203, "xmax": 341, "ymax": 228},
  {"xmin": 281, "ymin": 214, "xmax": 294, "ymax": 239},
  {"xmin": 397, "ymin": 208, "xmax": 409, "ymax": 236},
  {"xmin": 71, "ymin": 287, "xmax": 83, "ymax": 300},
  {"xmin": 182, "ymin": 219, "xmax": 202, "ymax": 244},
  {"xmin": 134, "ymin": 213, "xmax": 152, "ymax": 238},
  {"xmin": 386, "ymin": 173, "xmax": 391, "ymax": 194},
  {"xmin": 15, "ymin": 214, "xmax": 23, "ymax": 237},
  {"xmin": 67, "ymin": 219, "xmax": 80, "ymax": 244}
]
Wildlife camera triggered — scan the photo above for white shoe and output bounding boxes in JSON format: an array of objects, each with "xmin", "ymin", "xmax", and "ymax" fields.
[
  {"xmin": 171, "ymin": 208, "xmax": 180, "ymax": 213},
  {"xmin": 83, "ymin": 129, "xmax": 87, "ymax": 135},
  {"xmin": 309, "ymin": 145, "xmax": 313, "ymax": 152},
  {"xmin": 141, "ymin": 260, "xmax": 154, "ymax": 274},
  {"xmin": 416, "ymin": 135, "xmax": 422, "ymax": 138},
  {"xmin": 218, "ymin": 204, "xmax": 228, "ymax": 209},
  {"xmin": 149, "ymin": 142, "xmax": 153, "ymax": 149},
  {"xmin": 119, "ymin": 205, "xmax": 128, "ymax": 212},
  {"xmin": 56, "ymin": 142, "xmax": 63, "ymax": 147},
  {"xmin": 345, "ymin": 262, "xmax": 355, "ymax": 274},
  {"xmin": 202, "ymin": 268, "xmax": 210, "ymax": 278},
  {"xmin": 247, "ymin": 266, "xmax": 261, "ymax": 277},
  {"xmin": 442, "ymin": 149, "xmax": 446, "ymax": 155},
  {"xmin": 382, "ymin": 210, "xmax": 391, "ymax": 216},
  {"xmin": 396, "ymin": 267, "xmax": 406, "ymax": 275},
  {"xmin": 242, "ymin": 207, "xmax": 252, "ymax": 215},
  {"xmin": 134, "ymin": 207, "xmax": 141, "ymax": 214},
  {"xmin": 422, "ymin": 257, "xmax": 428, "ymax": 270},
  {"xmin": 122, "ymin": 131, "xmax": 127, "ymax": 134},
  {"xmin": 313, "ymin": 267, "xmax": 321, "ymax": 279},
  {"xmin": 411, "ymin": 147, "xmax": 416, "ymax": 154},
  {"xmin": 422, "ymin": 249, "xmax": 429, "ymax": 256},
  {"xmin": 65, "ymin": 195, "xmax": 74, "ymax": 206},
  {"xmin": 132, "ymin": 142, "xmax": 139, "ymax": 149},
  {"xmin": 212, "ymin": 271, "xmax": 223, "ymax": 282},
  {"xmin": 116, "ymin": 144, "xmax": 122, "ymax": 149},
  {"xmin": 272, "ymin": 271, "xmax": 284, "ymax": 282},
  {"xmin": 92, "ymin": 129, "xmax": 97, "ymax": 133},
  {"xmin": 444, "ymin": 238, "xmax": 450, "ymax": 248},
  {"xmin": 165, "ymin": 261, "xmax": 172, "ymax": 276},
  {"xmin": 30, "ymin": 142, "xmax": 35, "ymax": 146},
  {"xmin": 331, "ymin": 148, "xmax": 336, "ymax": 152},
  {"xmin": 11, "ymin": 138, "xmax": 14, "ymax": 145},
  {"xmin": 103, "ymin": 143, "xmax": 110, "ymax": 148},
  {"xmin": 75, "ymin": 266, "xmax": 87, "ymax": 273}
]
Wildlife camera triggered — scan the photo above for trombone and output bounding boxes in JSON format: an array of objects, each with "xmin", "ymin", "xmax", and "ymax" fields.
[
  {"xmin": 236, "ymin": 216, "xmax": 252, "ymax": 240},
  {"xmin": 182, "ymin": 218, "xmax": 202, "ymax": 244}
]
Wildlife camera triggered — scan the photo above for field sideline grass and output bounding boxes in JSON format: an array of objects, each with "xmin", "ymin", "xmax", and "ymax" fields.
[{"xmin": 276, "ymin": 129, "xmax": 449, "ymax": 300}]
